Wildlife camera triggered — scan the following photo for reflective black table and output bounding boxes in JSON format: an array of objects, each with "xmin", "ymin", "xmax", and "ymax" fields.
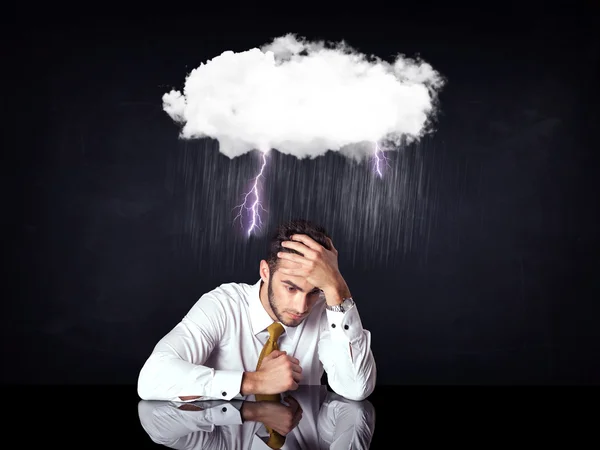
[
  {"xmin": 7, "ymin": 385, "xmax": 589, "ymax": 447},
  {"xmin": 138, "ymin": 385, "xmax": 374, "ymax": 449}
]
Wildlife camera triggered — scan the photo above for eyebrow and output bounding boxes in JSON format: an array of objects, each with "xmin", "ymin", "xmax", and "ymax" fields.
[{"xmin": 281, "ymin": 280, "xmax": 321, "ymax": 293}]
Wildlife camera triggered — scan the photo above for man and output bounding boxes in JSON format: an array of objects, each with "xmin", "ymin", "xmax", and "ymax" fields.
[
  {"xmin": 138, "ymin": 385, "xmax": 376, "ymax": 449},
  {"xmin": 137, "ymin": 219, "xmax": 376, "ymax": 403}
]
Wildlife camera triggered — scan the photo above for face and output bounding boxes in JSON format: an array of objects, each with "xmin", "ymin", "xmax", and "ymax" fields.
[{"xmin": 262, "ymin": 260, "xmax": 323, "ymax": 327}]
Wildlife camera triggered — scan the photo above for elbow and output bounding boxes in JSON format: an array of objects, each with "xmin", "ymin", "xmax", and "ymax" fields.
[
  {"xmin": 333, "ymin": 377, "xmax": 376, "ymax": 402},
  {"xmin": 137, "ymin": 357, "xmax": 162, "ymax": 401},
  {"xmin": 137, "ymin": 368, "xmax": 152, "ymax": 400},
  {"xmin": 343, "ymin": 392, "xmax": 368, "ymax": 402},
  {"xmin": 341, "ymin": 363, "xmax": 377, "ymax": 402},
  {"xmin": 327, "ymin": 354, "xmax": 377, "ymax": 401},
  {"xmin": 342, "ymin": 385, "xmax": 373, "ymax": 402},
  {"xmin": 137, "ymin": 381, "xmax": 153, "ymax": 401}
]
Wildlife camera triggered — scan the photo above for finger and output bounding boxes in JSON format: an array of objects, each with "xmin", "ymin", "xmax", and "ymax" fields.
[
  {"xmin": 275, "ymin": 409, "xmax": 302, "ymax": 435},
  {"xmin": 285, "ymin": 395, "xmax": 300, "ymax": 412},
  {"xmin": 273, "ymin": 425, "xmax": 290, "ymax": 436},
  {"xmin": 281, "ymin": 239, "xmax": 317, "ymax": 258},
  {"xmin": 284, "ymin": 355, "xmax": 302, "ymax": 372},
  {"xmin": 277, "ymin": 257, "xmax": 304, "ymax": 270},
  {"xmin": 277, "ymin": 252, "xmax": 308, "ymax": 269},
  {"xmin": 326, "ymin": 237, "xmax": 337, "ymax": 253},
  {"xmin": 265, "ymin": 350, "xmax": 286, "ymax": 361},
  {"xmin": 277, "ymin": 251, "xmax": 308, "ymax": 266},
  {"xmin": 274, "ymin": 416, "xmax": 297, "ymax": 436},
  {"xmin": 286, "ymin": 356, "xmax": 300, "ymax": 365},
  {"xmin": 271, "ymin": 419, "xmax": 290, "ymax": 436},
  {"xmin": 277, "ymin": 267, "xmax": 306, "ymax": 277},
  {"xmin": 292, "ymin": 370, "xmax": 303, "ymax": 383},
  {"xmin": 292, "ymin": 407, "xmax": 303, "ymax": 426},
  {"xmin": 289, "ymin": 234, "xmax": 322, "ymax": 251}
]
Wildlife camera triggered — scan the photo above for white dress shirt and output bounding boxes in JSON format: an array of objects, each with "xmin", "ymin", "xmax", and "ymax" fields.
[
  {"xmin": 138, "ymin": 385, "xmax": 376, "ymax": 450},
  {"xmin": 137, "ymin": 279, "xmax": 376, "ymax": 402}
]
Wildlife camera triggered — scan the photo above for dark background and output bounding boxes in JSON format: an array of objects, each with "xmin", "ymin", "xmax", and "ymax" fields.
[{"xmin": 4, "ymin": 4, "xmax": 599, "ymax": 385}]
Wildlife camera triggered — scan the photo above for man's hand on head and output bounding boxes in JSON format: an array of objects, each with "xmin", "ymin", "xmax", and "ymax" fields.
[{"xmin": 276, "ymin": 234, "xmax": 351, "ymax": 305}]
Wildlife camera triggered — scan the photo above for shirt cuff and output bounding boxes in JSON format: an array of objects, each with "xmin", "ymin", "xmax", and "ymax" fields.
[
  {"xmin": 203, "ymin": 400, "xmax": 243, "ymax": 426},
  {"xmin": 210, "ymin": 370, "xmax": 244, "ymax": 401},
  {"xmin": 325, "ymin": 306, "xmax": 364, "ymax": 344}
]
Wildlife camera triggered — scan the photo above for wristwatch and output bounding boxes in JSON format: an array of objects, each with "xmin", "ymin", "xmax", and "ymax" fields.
[{"xmin": 326, "ymin": 297, "xmax": 355, "ymax": 312}]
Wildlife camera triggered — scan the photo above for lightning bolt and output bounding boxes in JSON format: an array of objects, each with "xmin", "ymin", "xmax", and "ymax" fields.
[
  {"xmin": 233, "ymin": 151, "xmax": 269, "ymax": 236},
  {"xmin": 371, "ymin": 141, "xmax": 391, "ymax": 178},
  {"xmin": 233, "ymin": 142, "xmax": 387, "ymax": 236}
]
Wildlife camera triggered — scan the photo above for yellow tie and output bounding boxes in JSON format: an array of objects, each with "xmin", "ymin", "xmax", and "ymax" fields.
[
  {"xmin": 256, "ymin": 322, "xmax": 285, "ymax": 370},
  {"xmin": 255, "ymin": 322, "xmax": 286, "ymax": 449}
]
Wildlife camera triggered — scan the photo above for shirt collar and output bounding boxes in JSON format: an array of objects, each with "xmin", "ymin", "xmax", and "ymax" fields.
[{"xmin": 249, "ymin": 279, "xmax": 295, "ymax": 339}]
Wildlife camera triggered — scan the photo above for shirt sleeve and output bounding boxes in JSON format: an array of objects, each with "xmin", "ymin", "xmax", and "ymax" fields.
[
  {"xmin": 317, "ymin": 392, "xmax": 376, "ymax": 450},
  {"xmin": 317, "ymin": 305, "xmax": 377, "ymax": 401},
  {"xmin": 138, "ymin": 400, "xmax": 251, "ymax": 450},
  {"xmin": 137, "ymin": 291, "xmax": 244, "ymax": 401}
]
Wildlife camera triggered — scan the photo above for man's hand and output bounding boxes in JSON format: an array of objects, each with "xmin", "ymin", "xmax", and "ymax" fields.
[
  {"xmin": 277, "ymin": 234, "xmax": 351, "ymax": 305},
  {"xmin": 243, "ymin": 350, "xmax": 302, "ymax": 395},
  {"xmin": 241, "ymin": 395, "xmax": 303, "ymax": 435}
]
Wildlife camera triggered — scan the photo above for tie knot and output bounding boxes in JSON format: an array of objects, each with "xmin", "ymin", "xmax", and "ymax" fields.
[{"xmin": 267, "ymin": 322, "xmax": 284, "ymax": 341}]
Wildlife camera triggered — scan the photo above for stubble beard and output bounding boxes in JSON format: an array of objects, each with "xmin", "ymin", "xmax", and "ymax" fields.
[{"xmin": 267, "ymin": 276, "xmax": 305, "ymax": 327}]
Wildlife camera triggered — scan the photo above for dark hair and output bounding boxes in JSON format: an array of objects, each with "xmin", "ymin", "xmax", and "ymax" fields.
[{"xmin": 266, "ymin": 219, "xmax": 332, "ymax": 274}]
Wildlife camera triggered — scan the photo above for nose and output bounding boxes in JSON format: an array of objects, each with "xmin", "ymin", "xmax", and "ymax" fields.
[{"xmin": 294, "ymin": 295, "xmax": 309, "ymax": 314}]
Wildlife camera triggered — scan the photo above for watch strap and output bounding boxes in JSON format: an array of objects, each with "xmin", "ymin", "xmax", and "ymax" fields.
[{"xmin": 326, "ymin": 297, "xmax": 355, "ymax": 312}]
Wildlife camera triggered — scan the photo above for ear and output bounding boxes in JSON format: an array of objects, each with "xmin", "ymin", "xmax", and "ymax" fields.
[{"xmin": 259, "ymin": 260, "xmax": 270, "ymax": 283}]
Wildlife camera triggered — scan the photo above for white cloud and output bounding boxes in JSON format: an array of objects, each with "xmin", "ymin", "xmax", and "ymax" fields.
[{"xmin": 163, "ymin": 33, "xmax": 445, "ymax": 161}]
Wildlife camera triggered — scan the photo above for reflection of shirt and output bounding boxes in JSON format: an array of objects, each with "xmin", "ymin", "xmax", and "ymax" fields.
[
  {"xmin": 138, "ymin": 385, "xmax": 376, "ymax": 450},
  {"xmin": 137, "ymin": 280, "xmax": 376, "ymax": 402}
]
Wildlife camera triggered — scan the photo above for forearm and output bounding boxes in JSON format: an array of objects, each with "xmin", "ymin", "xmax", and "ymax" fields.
[
  {"xmin": 138, "ymin": 302, "xmax": 244, "ymax": 402},
  {"xmin": 139, "ymin": 401, "xmax": 247, "ymax": 448},
  {"xmin": 322, "ymin": 277, "xmax": 352, "ymax": 307},
  {"xmin": 137, "ymin": 352, "xmax": 244, "ymax": 401}
]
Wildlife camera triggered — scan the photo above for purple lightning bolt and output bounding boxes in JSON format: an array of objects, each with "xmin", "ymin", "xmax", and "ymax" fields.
[
  {"xmin": 371, "ymin": 141, "xmax": 391, "ymax": 177},
  {"xmin": 233, "ymin": 151, "xmax": 269, "ymax": 236}
]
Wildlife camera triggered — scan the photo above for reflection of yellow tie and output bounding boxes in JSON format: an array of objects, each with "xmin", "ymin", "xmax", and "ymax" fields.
[{"xmin": 255, "ymin": 322, "xmax": 285, "ymax": 449}]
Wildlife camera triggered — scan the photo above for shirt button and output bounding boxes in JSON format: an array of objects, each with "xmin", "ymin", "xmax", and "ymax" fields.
[
  {"xmin": 344, "ymin": 325, "xmax": 349, "ymax": 330},
  {"xmin": 331, "ymin": 323, "xmax": 336, "ymax": 328},
  {"xmin": 222, "ymin": 407, "xmax": 227, "ymax": 412},
  {"xmin": 222, "ymin": 391, "xmax": 227, "ymax": 397}
]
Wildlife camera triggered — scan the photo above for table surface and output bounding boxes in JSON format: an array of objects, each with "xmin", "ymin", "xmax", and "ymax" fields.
[{"xmin": 3, "ymin": 384, "xmax": 591, "ymax": 447}]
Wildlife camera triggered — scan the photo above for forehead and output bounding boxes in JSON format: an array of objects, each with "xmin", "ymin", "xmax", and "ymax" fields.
[{"xmin": 272, "ymin": 266, "xmax": 316, "ymax": 292}]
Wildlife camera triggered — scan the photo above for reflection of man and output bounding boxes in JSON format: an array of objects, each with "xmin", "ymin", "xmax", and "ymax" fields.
[
  {"xmin": 138, "ymin": 385, "xmax": 376, "ymax": 450},
  {"xmin": 138, "ymin": 220, "xmax": 376, "ymax": 403}
]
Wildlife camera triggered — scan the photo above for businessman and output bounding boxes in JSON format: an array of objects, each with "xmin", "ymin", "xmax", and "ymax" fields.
[
  {"xmin": 137, "ymin": 219, "xmax": 376, "ymax": 403},
  {"xmin": 138, "ymin": 385, "xmax": 376, "ymax": 449}
]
